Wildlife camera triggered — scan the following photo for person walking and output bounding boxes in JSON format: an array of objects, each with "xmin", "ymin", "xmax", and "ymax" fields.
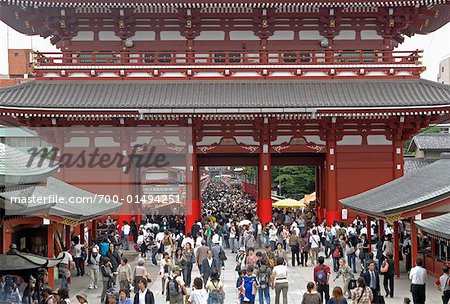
[
  {"xmin": 87, "ymin": 247, "xmax": 101, "ymax": 289},
  {"xmin": 434, "ymin": 265, "xmax": 450, "ymax": 304},
  {"xmin": 331, "ymin": 240, "xmax": 344, "ymax": 273},
  {"xmin": 73, "ymin": 238, "xmax": 85, "ymax": 277},
  {"xmin": 117, "ymin": 257, "xmax": 132, "ymax": 297},
  {"xmin": 310, "ymin": 230, "xmax": 321, "ymax": 266},
  {"xmin": 201, "ymin": 250, "xmax": 217, "ymax": 288},
  {"xmin": 350, "ymin": 277, "xmax": 373, "ymax": 304},
  {"xmin": 256, "ymin": 258, "xmax": 272, "ymax": 304},
  {"xmin": 289, "ymin": 230, "xmax": 300, "ymax": 267},
  {"xmin": 56, "ymin": 246, "xmax": 73, "ymax": 289},
  {"xmin": 100, "ymin": 257, "xmax": 115, "ymax": 303},
  {"xmin": 166, "ymin": 266, "xmax": 189, "ymax": 304},
  {"xmin": 197, "ymin": 240, "xmax": 210, "ymax": 272},
  {"xmin": 183, "ymin": 242, "xmax": 196, "ymax": 288},
  {"xmin": 121, "ymin": 221, "xmax": 131, "ymax": 251},
  {"xmin": 133, "ymin": 258, "xmax": 150, "ymax": 291},
  {"xmin": 361, "ymin": 260, "xmax": 380, "ymax": 299},
  {"xmin": 409, "ymin": 257, "xmax": 427, "ymax": 304},
  {"xmin": 333, "ymin": 259, "xmax": 354, "ymax": 299},
  {"xmin": 134, "ymin": 278, "xmax": 155, "ymax": 304},
  {"xmin": 314, "ymin": 256, "xmax": 331, "ymax": 303},
  {"xmin": 381, "ymin": 253, "xmax": 395, "ymax": 298},
  {"xmin": 206, "ymin": 270, "xmax": 224, "ymax": 304},
  {"xmin": 189, "ymin": 277, "xmax": 208, "ymax": 304},
  {"xmin": 300, "ymin": 233, "xmax": 310, "ymax": 267},
  {"xmin": 345, "ymin": 240, "xmax": 357, "ymax": 274},
  {"xmin": 272, "ymin": 257, "xmax": 289, "ymax": 304},
  {"xmin": 301, "ymin": 282, "xmax": 321, "ymax": 304},
  {"xmin": 327, "ymin": 287, "xmax": 348, "ymax": 304}
]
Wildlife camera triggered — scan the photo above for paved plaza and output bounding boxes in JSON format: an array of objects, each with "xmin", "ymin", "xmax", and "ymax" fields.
[{"xmin": 61, "ymin": 247, "xmax": 444, "ymax": 304}]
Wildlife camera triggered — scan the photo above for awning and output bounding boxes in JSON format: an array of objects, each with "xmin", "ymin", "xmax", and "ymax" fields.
[
  {"xmin": 2, "ymin": 177, "xmax": 122, "ymax": 223},
  {"xmin": 0, "ymin": 252, "xmax": 62, "ymax": 271},
  {"xmin": 415, "ymin": 213, "xmax": 450, "ymax": 241},
  {"xmin": 0, "ymin": 142, "xmax": 59, "ymax": 186},
  {"xmin": 340, "ymin": 153, "xmax": 450, "ymax": 218}
]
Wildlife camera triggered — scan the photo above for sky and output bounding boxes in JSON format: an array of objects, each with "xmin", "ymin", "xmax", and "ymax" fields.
[{"xmin": 0, "ymin": 20, "xmax": 449, "ymax": 81}]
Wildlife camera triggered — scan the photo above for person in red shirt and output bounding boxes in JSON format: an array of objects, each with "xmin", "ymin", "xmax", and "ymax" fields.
[{"xmin": 313, "ymin": 256, "xmax": 331, "ymax": 303}]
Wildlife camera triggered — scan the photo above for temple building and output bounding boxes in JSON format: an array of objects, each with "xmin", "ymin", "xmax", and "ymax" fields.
[{"xmin": 1, "ymin": 0, "xmax": 450, "ymax": 278}]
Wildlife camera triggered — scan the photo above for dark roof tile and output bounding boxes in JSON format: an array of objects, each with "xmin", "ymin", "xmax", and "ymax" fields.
[{"xmin": 0, "ymin": 79, "xmax": 450, "ymax": 110}]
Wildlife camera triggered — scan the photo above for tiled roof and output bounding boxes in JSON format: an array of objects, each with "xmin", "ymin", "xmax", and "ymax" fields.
[
  {"xmin": 0, "ymin": 142, "xmax": 58, "ymax": 185},
  {"xmin": 415, "ymin": 213, "xmax": 450, "ymax": 240},
  {"xmin": 340, "ymin": 153, "xmax": 450, "ymax": 217},
  {"xmin": 409, "ymin": 133, "xmax": 450, "ymax": 152},
  {"xmin": 403, "ymin": 157, "xmax": 436, "ymax": 175},
  {"xmin": 2, "ymin": 177, "xmax": 122, "ymax": 221},
  {"xmin": 0, "ymin": 79, "xmax": 450, "ymax": 110}
]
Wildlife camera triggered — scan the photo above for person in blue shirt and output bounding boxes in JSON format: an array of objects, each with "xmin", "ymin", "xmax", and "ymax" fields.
[
  {"xmin": 118, "ymin": 288, "xmax": 133, "ymax": 304},
  {"xmin": 240, "ymin": 265, "xmax": 259, "ymax": 304},
  {"xmin": 99, "ymin": 237, "xmax": 110, "ymax": 256}
]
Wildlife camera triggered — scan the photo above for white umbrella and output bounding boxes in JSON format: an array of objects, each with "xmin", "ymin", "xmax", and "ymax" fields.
[{"xmin": 239, "ymin": 219, "xmax": 252, "ymax": 226}]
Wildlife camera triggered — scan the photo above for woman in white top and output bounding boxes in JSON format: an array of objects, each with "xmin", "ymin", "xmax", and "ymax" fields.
[
  {"xmin": 188, "ymin": 277, "xmax": 208, "ymax": 304},
  {"xmin": 271, "ymin": 257, "xmax": 288, "ymax": 304}
]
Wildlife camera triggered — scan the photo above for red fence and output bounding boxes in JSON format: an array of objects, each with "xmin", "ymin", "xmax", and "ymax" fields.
[{"xmin": 32, "ymin": 49, "xmax": 423, "ymax": 79}]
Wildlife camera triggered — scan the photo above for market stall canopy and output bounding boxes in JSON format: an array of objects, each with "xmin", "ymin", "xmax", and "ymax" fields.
[
  {"xmin": 340, "ymin": 153, "xmax": 450, "ymax": 218},
  {"xmin": 0, "ymin": 252, "xmax": 62, "ymax": 271},
  {"xmin": 2, "ymin": 177, "xmax": 122, "ymax": 223},
  {"xmin": 304, "ymin": 192, "xmax": 316, "ymax": 203},
  {"xmin": 415, "ymin": 213, "xmax": 450, "ymax": 241},
  {"xmin": 273, "ymin": 198, "xmax": 307, "ymax": 209}
]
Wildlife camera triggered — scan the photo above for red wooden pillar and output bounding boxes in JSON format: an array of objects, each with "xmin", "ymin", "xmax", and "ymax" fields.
[
  {"xmin": 185, "ymin": 150, "xmax": 200, "ymax": 233},
  {"xmin": 410, "ymin": 218, "xmax": 419, "ymax": 268},
  {"xmin": 366, "ymin": 216, "xmax": 372, "ymax": 253},
  {"xmin": 258, "ymin": 118, "xmax": 272, "ymax": 225},
  {"xmin": 2, "ymin": 221, "xmax": 13, "ymax": 254},
  {"xmin": 91, "ymin": 220, "xmax": 97, "ymax": 244},
  {"xmin": 65, "ymin": 225, "xmax": 71, "ymax": 248},
  {"xmin": 47, "ymin": 223, "xmax": 55, "ymax": 288},
  {"xmin": 258, "ymin": 150, "xmax": 272, "ymax": 225},
  {"xmin": 325, "ymin": 119, "xmax": 339, "ymax": 224},
  {"xmin": 393, "ymin": 221, "xmax": 400, "ymax": 277},
  {"xmin": 80, "ymin": 222, "xmax": 85, "ymax": 243},
  {"xmin": 379, "ymin": 219, "xmax": 384, "ymax": 239}
]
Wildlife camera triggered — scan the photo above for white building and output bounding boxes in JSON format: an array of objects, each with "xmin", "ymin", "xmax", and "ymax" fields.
[{"xmin": 437, "ymin": 56, "xmax": 450, "ymax": 84}]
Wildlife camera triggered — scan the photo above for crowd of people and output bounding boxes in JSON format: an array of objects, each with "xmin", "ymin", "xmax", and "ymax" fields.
[{"xmin": 1, "ymin": 179, "xmax": 448, "ymax": 304}]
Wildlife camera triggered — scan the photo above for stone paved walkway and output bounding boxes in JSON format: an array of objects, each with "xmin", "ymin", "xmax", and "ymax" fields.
[{"xmin": 61, "ymin": 247, "xmax": 444, "ymax": 304}]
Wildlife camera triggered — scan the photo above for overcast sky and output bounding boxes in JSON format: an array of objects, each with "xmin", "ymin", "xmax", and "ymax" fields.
[{"xmin": 0, "ymin": 21, "xmax": 449, "ymax": 80}]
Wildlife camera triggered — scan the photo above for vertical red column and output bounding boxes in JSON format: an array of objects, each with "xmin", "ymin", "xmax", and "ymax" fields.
[
  {"xmin": 2, "ymin": 221, "xmax": 12, "ymax": 254},
  {"xmin": 410, "ymin": 218, "xmax": 419, "ymax": 269},
  {"xmin": 65, "ymin": 225, "xmax": 71, "ymax": 248},
  {"xmin": 47, "ymin": 223, "xmax": 55, "ymax": 288},
  {"xmin": 393, "ymin": 221, "xmax": 400, "ymax": 277},
  {"xmin": 258, "ymin": 118, "xmax": 272, "ymax": 225},
  {"xmin": 185, "ymin": 122, "xmax": 200, "ymax": 233},
  {"xmin": 326, "ymin": 118, "xmax": 339, "ymax": 224},
  {"xmin": 379, "ymin": 219, "xmax": 384, "ymax": 239}
]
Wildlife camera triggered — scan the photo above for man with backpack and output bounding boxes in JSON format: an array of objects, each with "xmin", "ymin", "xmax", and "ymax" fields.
[
  {"xmin": 166, "ymin": 266, "xmax": 188, "ymax": 304},
  {"xmin": 239, "ymin": 265, "xmax": 259, "ymax": 304},
  {"xmin": 313, "ymin": 256, "xmax": 331, "ymax": 303},
  {"xmin": 256, "ymin": 259, "xmax": 271, "ymax": 304}
]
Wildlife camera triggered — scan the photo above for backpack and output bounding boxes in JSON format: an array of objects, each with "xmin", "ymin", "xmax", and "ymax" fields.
[
  {"xmin": 209, "ymin": 281, "xmax": 222, "ymax": 299},
  {"xmin": 168, "ymin": 277, "xmax": 180, "ymax": 297},
  {"xmin": 332, "ymin": 247, "xmax": 341, "ymax": 258},
  {"xmin": 243, "ymin": 276, "xmax": 256, "ymax": 297},
  {"xmin": 258, "ymin": 266, "xmax": 269, "ymax": 289},
  {"xmin": 315, "ymin": 265, "xmax": 328, "ymax": 286}
]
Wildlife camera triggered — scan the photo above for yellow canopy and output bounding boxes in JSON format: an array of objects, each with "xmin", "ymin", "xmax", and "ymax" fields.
[
  {"xmin": 272, "ymin": 198, "xmax": 307, "ymax": 209},
  {"xmin": 304, "ymin": 192, "xmax": 316, "ymax": 203}
]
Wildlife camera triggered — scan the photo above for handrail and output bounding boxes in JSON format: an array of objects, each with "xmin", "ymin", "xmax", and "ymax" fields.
[{"xmin": 31, "ymin": 49, "xmax": 423, "ymax": 79}]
